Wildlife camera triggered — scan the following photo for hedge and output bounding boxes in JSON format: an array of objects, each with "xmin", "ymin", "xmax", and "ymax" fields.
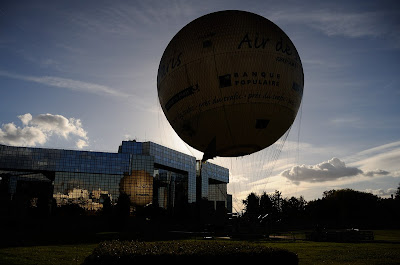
[{"xmin": 83, "ymin": 240, "xmax": 298, "ymax": 265}]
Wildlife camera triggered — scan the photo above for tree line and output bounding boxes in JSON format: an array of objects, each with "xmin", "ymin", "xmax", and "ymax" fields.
[{"xmin": 241, "ymin": 184, "xmax": 400, "ymax": 230}]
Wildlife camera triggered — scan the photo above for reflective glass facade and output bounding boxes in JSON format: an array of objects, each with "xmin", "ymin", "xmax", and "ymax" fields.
[
  {"xmin": 197, "ymin": 161, "xmax": 230, "ymax": 208},
  {"xmin": 0, "ymin": 141, "xmax": 230, "ymax": 215},
  {"xmin": 0, "ymin": 145, "xmax": 131, "ymax": 174}
]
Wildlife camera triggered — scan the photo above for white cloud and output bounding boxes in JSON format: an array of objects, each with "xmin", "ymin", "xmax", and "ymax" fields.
[
  {"xmin": 30, "ymin": 113, "xmax": 87, "ymax": 139},
  {"xmin": 363, "ymin": 169, "xmax": 390, "ymax": 177},
  {"xmin": 68, "ymin": 1, "xmax": 197, "ymax": 36},
  {"xmin": 270, "ymin": 9, "xmax": 398, "ymax": 40},
  {"xmin": 306, "ymin": 11, "xmax": 383, "ymax": 38},
  {"xmin": 351, "ymin": 141, "xmax": 400, "ymax": 158},
  {"xmin": 18, "ymin": 113, "xmax": 32, "ymax": 125},
  {"xmin": 0, "ymin": 122, "xmax": 47, "ymax": 147},
  {"xmin": 347, "ymin": 141, "xmax": 400, "ymax": 172},
  {"xmin": 0, "ymin": 113, "xmax": 89, "ymax": 149},
  {"xmin": 365, "ymin": 188, "xmax": 397, "ymax": 198},
  {"xmin": 281, "ymin": 157, "xmax": 364, "ymax": 184},
  {"xmin": 76, "ymin": 139, "xmax": 89, "ymax": 149},
  {"xmin": 229, "ymin": 174, "xmax": 249, "ymax": 184},
  {"xmin": 280, "ymin": 149, "xmax": 396, "ymax": 184},
  {"xmin": 0, "ymin": 70, "xmax": 130, "ymax": 98},
  {"xmin": 329, "ymin": 117, "xmax": 364, "ymax": 128}
]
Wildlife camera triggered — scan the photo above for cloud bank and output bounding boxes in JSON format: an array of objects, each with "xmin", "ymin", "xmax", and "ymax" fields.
[
  {"xmin": 281, "ymin": 157, "xmax": 390, "ymax": 184},
  {"xmin": 0, "ymin": 113, "xmax": 88, "ymax": 149}
]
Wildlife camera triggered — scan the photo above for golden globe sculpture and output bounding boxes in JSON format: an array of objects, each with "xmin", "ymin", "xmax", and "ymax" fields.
[{"xmin": 157, "ymin": 10, "xmax": 304, "ymax": 159}]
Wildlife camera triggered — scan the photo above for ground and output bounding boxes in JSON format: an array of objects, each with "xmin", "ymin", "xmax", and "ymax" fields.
[{"xmin": 0, "ymin": 230, "xmax": 399, "ymax": 265}]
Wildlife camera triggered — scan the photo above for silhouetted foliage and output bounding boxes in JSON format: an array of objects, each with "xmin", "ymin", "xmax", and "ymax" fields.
[
  {"xmin": 101, "ymin": 196, "xmax": 113, "ymax": 217},
  {"xmin": 116, "ymin": 192, "xmax": 131, "ymax": 218},
  {"xmin": 308, "ymin": 189, "xmax": 381, "ymax": 228},
  {"xmin": 395, "ymin": 182, "xmax": 400, "ymax": 201},
  {"xmin": 259, "ymin": 192, "xmax": 273, "ymax": 214},
  {"xmin": 242, "ymin": 192, "xmax": 260, "ymax": 219},
  {"xmin": 83, "ymin": 240, "xmax": 299, "ymax": 265},
  {"xmin": 57, "ymin": 203, "xmax": 86, "ymax": 217},
  {"xmin": 242, "ymin": 187, "xmax": 400, "ymax": 230},
  {"xmin": 281, "ymin": 196, "xmax": 307, "ymax": 227},
  {"xmin": 241, "ymin": 190, "xmax": 307, "ymax": 232}
]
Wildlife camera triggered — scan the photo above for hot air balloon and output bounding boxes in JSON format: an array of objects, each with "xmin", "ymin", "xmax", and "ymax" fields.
[{"xmin": 157, "ymin": 10, "xmax": 303, "ymax": 160}]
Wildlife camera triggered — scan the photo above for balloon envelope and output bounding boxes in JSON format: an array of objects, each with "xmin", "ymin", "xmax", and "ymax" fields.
[{"xmin": 157, "ymin": 10, "xmax": 303, "ymax": 158}]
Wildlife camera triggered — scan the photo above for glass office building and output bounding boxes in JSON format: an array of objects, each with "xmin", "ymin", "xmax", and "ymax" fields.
[{"xmin": 0, "ymin": 141, "xmax": 230, "ymax": 215}]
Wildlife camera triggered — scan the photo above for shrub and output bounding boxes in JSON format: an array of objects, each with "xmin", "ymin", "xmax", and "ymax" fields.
[{"xmin": 83, "ymin": 240, "xmax": 298, "ymax": 265}]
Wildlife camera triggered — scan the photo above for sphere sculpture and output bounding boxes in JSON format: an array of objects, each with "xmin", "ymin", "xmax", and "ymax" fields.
[
  {"xmin": 157, "ymin": 10, "xmax": 304, "ymax": 159},
  {"xmin": 120, "ymin": 170, "xmax": 153, "ymax": 207}
]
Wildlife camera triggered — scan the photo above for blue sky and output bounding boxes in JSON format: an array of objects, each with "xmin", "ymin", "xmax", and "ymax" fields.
[{"xmin": 1, "ymin": 0, "xmax": 400, "ymax": 209}]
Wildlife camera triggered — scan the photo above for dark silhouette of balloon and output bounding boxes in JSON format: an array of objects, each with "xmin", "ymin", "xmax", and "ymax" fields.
[{"xmin": 157, "ymin": 10, "xmax": 303, "ymax": 159}]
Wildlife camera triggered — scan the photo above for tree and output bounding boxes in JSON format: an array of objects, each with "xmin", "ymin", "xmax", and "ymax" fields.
[
  {"xmin": 102, "ymin": 196, "xmax": 113, "ymax": 217},
  {"xmin": 309, "ymin": 189, "xmax": 380, "ymax": 228},
  {"xmin": 259, "ymin": 192, "xmax": 273, "ymax": 216},
  {"xmin": 395, "ymin": 183, "xmax": 400, "ymax": 201},
  {"xmin": 281, "ymin": 196, "xmax": 307, "ymax": 228},
  {"xmin": 242, "ymin": 192, "xmax": 260, "ymax": 217},
  {"xmin": 270, "ymin": 190, "xmax": 282, "ymax": 218},
  {"xmin": 116, "ymin": 192, "xmax": 131, "ymax": 218}
]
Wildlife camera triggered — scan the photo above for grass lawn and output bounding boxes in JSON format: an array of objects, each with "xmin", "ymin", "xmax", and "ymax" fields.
[
  {"xmin": 259, "ymin": 241, "xmax": 400, "ymax": 265},
  {"xmin": 0, "ymin": 244, "xmax": 97, "ymax": 265},
  {"xmin": 373, "ymin": 229, "xmax": 400, "ymax": 241},
  {"xmin": 0, "ymin": 230, "xmax": 399, "ymax": 265}
]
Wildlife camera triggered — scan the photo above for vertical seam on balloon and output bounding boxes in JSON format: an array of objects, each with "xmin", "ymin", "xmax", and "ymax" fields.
[
  {"xmin": 212, "ymin": 44, "xmax": 235, "ymax": 149},
  {"xmin": 183, "ymin": 63, "xmax": 199, "ymax": 133}
]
